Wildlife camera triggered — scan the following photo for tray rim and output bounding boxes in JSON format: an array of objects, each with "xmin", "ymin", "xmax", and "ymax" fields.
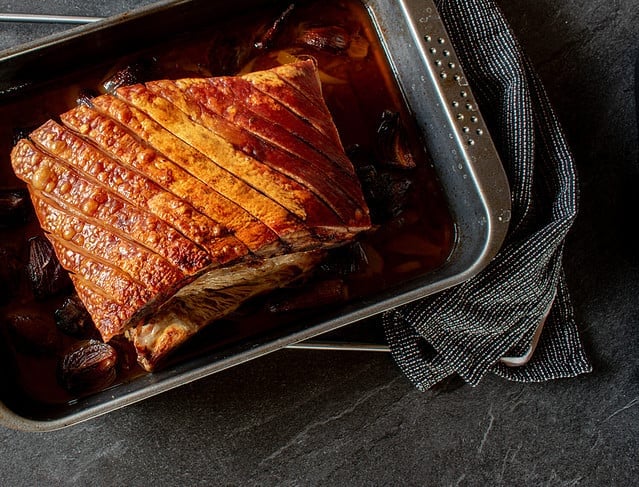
[{"xmin": 0, "ymin": 0, "xmax": 511, "ymax": 431}]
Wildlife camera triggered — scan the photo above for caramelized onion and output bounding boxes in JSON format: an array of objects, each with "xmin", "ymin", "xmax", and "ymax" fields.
[
  {"xmin": 76, "ymin": 89, "xmax": 99, "ymax": 108},
  {"xmin": 255, "ymin": 3, "xmax": 296, "ymax": 50},
  {"xmin": 275, "ymin": 50, "xmax": 346, "ymax": 84},
  {"xmin": 58, "ymin": 340, "xmax": 118, "ymax": 393},
  {"xmin": 347, "ymin": 33, "xmax": 369, "ymax": 59},
  {"xmin": 320, "ymin": 242, "xmax": 369, "ymax": 276},
  {"xmin": 102, "ymin": 61, "xmax": 156, "ymax": 94},
  {"xmin": 26, "ymin": 236, "xmax": 72, "ymax": 300},
  {"xmin": 357, "ymin": 165, "xmax": 413, "ymax": 223}
]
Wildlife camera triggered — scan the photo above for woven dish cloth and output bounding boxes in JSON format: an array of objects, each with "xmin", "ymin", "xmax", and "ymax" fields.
[{"xmin": 382, "ymin": 0, "xmax": 592, "ymax": 391}]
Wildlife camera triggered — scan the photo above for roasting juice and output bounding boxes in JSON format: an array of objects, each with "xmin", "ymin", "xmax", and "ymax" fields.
[{"xmin": 0, "ymin": 0, "xmax": 454, "ymax": 414}]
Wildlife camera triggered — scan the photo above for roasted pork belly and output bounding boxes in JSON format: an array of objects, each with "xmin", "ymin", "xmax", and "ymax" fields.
[{"xmin": 10, "ymin": 60, "xmax": 371, "ymax": 369}]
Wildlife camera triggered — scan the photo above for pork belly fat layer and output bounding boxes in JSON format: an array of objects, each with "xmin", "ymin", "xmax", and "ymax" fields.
[{"xmin": 128, "ymin": 250, "xmax": 326, "ymax": 371}]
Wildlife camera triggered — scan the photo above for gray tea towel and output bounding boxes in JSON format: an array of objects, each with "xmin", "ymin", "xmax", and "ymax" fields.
[{"xmin": 382, "ymin": 0, "xmax": 592, "ymax": 390}]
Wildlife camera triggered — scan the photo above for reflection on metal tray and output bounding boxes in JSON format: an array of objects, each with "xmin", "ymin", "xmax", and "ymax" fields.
[
  {"xmin": 0, "ymin": 13, "xmax": 103, "ymax": 24},
  {"xmin": 0, "ymin": 0, "xmax": 510, "ymax": 431}
]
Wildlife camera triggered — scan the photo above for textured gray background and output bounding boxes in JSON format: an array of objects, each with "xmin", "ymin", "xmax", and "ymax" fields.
[{"xmin": 1, "ymin": 0, "xmax": 638, "ymax": 485}]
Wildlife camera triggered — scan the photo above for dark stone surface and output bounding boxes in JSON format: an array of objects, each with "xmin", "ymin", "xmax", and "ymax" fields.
[
  {"xmin": 0, "ymin": 0, "xmax": 637, "ymax": 485},
  {"xmin": 0, "ymin": 1, "xmax": 159, "ymax": 48}
]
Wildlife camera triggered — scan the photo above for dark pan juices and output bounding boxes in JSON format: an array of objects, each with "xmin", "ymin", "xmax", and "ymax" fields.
[{"xmin": 0, "ymin": 0, "xmax": 454, "ymax": 413}]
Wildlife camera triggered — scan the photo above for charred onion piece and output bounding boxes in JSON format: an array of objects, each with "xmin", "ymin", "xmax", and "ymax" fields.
[
  {"xmin": 0, "ymin": 189, "xmax": 31, "ymax": 227},
  {"xmin": 27, "ymin": 236, "xmax": 72, "ymax": 300},
  {"xmin": 58, "ymin": 339, "xmax": 118, "ymax": 393},
  {"xmin": 54, "ymin": 294, "xmax": 94, "ymax": 337},
  {"xmin": 6, "ymin": 311, "xmax": 60, "ymax": 354},
  {"xmin": 255, "ymin": 3, "xmax": 296, "ymax": 50},
  {"xmin": 376, "ymin": 110, "xmax": 416, "ymax": 168},
  {"xmin": 345, "ymin": 144, "xmax": 372, "ymax": 170},
  {"xmin": 267, "ymin": 278, "xmax": 348, "ymax": 313},
  {"xmin": 320, "ymin": 241, "xmax": 385, "ymax": 278},
  {"xmin": 297, "ymin": 24, "xmax": 350, "ymax": 51},
  {"xmin": 357, "ymin": 165, "xmax": 413, "ymax": 222},
  {"xmin": 103, "ymin": 66, "xmax": 140, "ymax": 93}
]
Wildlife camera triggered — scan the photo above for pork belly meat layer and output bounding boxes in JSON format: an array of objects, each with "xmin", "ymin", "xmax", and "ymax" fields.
[{"xmin": 10, "ymin": 60, "xmax": 371, "ymax": 369}]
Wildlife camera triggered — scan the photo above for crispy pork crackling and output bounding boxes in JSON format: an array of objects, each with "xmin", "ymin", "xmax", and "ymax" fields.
[{"xmin": 10, "ymin": 60, "xmax": 371, "ymax": 370}]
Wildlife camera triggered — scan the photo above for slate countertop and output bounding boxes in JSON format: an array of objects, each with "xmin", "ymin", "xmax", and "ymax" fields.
[{"xmin": 0, "ymin": 1, "xmax": 637, "ymax": 485}]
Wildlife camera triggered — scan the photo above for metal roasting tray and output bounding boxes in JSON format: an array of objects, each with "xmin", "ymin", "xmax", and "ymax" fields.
[{"xmin": 0, "ymin": 0, "xmax": 510, "ymax": 431}]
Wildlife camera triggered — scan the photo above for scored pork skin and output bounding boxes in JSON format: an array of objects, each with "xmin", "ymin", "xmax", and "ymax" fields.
[
  {"xmin": 10, "ymin": 60, "xmax": 371, "ymax": 368},
  {"xmin": 144, "ymin": 77, "xmax": 366, "ymax": 225},
  {"xmin": 30, "ymin": 119, "xmax": 249, "ymax": 261}
]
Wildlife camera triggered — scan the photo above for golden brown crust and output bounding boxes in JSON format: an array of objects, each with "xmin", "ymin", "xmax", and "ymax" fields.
[
  {"xmin": 12, "ymin": 140, "xmax": 211, "ymax": 274},
  {"xmin": 240, "ymin": 64, "xmax": 361, "ymax": 181},
  {"xmin": 255, "ymin": 62, "xmax": 346, "ymax": 149},
  {"xmin": 69, "ymin": 275, "xmax": 134, "ymax": 341},
  {"xmin": 113, "ymin": 83, "xmax": 314, "ymax": 244},
  {"xmin": 31, "ymin": 118, "xmax": 247, "ymax": 265},
  {"xmin": 31, "ymin": 195, "xmax": 184, "ymax": 293},
  {"xmin": 49, "ymin": 237, "xmax": 151, "ymax": 310},
  {"xmin": 90, "ymin": 95, "xmax": 280, "ymax": 254},
  {"xmin": 147, "ymin": 77, "xmax": 366, "ymax": 229}
]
